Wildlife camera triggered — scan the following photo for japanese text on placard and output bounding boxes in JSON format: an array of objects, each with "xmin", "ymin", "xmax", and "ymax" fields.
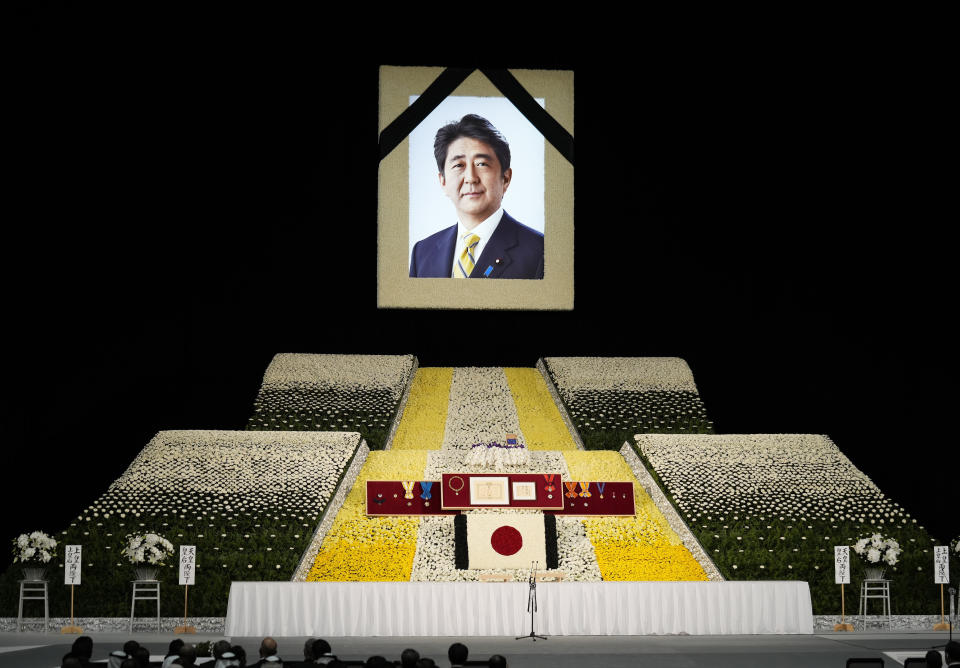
[
  {"xmin": 834, "ymin": 546, "xmax": 850, "ymax": 584},
  {"xmin": 179, "ymin": 546, "xmax": 196, "ymax": 586},
  {"xmin": 64, "ymin": 545, "xmax": 82, "ymax": 586},
  {"xmin": 934, "ymin": 546, "xmax": 949, "ymax": 585}
]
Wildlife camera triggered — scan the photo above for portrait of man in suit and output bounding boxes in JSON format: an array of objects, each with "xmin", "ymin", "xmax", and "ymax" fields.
[{"xmin": 408, "ymin": 114, "xmax": 545, "ymax": 279}]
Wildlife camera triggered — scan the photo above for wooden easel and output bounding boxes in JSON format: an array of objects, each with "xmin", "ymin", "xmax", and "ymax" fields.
[
  {"xmin": 61, "ymin": 584, "xmax": 82, "ymax": 634},
  {"xmin": 173, "ymin": 584, "xmax": 196, "ymax": 634},
  {"xmin": 934, "ymin": 584, "xmax": 952, "ymax": 631},
  {"xmin": 834, "ymin": 583, "xmax": 854, "ymax": 632}
]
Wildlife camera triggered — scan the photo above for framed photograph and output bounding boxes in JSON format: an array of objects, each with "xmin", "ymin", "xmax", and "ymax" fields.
[
  {"xmin": 512, "ymin": 481, "xmax": 537, "ymax": 501},
  {"xmin": 469, "ymin": 476, "xmax": 510, "ymax": 505},
  {"xmin": 378, "ymin": 66, "xmax": 574, "ymax": 310}
]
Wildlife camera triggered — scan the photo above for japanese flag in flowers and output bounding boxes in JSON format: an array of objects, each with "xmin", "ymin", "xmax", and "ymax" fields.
[{"xmin": 466, "ymin": 513, "xmax": 547, "ymax": 570}]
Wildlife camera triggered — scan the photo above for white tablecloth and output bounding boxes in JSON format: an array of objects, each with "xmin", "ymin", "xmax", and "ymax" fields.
[{"xmin": 225, "ymin": 581, "xmax": 813, "ymax": 636}]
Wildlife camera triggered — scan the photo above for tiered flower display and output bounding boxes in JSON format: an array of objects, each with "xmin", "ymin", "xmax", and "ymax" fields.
[
  {"xmin": 246, "ymin": 353, "xmax": 415, "ymax": 449},
  {"xmin": 543, "ymin": 357, "xmax": 714, "ymax": 450},
  {"xmin": 634, "ymin": 433, "xmax": 942, "ymax": 613},
  {"xmin": 305, "ymin": 365, "xmax": 712, "ymax": 584},
  {"xmin": 1, "ymin": 430, "xmax": 363, "ymax": 616}
]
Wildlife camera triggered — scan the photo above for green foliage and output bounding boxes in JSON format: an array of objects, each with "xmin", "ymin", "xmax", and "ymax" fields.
[
  {"xmin": 0, "ymin": 511, "xmax": 318, "ymax": 617},
  {"xmin": 632, "ymin": 443, "xmax": 946, "ymax": 615},
  {"xmin": 246, "ymin": 387, "xmax": 400, "ymax": 450},
  {"xmin": 548, "ymin": 384, "xmax": 715, "ymax": 453}
]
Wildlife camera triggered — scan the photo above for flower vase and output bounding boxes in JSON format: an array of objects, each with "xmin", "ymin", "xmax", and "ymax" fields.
[
  {"xmin": 135, "ymin": 566, "xmax": 158, "ymax": 581},
  {"xmin": 22, "ymin": 567, "xmax": 46, "ymax": 581},
  {"xmin": 864, "ymin": 567, "xmax": 886, "ymax": 580}
]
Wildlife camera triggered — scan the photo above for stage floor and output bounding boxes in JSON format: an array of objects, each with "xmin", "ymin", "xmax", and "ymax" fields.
[{"xmin": 0, "ymin": 631, "xmax": 953, "ymax": 668}]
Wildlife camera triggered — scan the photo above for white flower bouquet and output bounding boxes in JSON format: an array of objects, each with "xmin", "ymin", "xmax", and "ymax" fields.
[
  {"xmin": 12, "ymin": 530, "xmax": 57, "ymax": 580},
  {"xmin": 464, "ymin": 441, "xmax": 531, "ymax": 470},
  {"xmin": 122, "ymin": 532, "xmax": 174, "ymax": 578},
  {"xmin": 852, "ymin": 533, "xmax": 901, "ymax": 578}
]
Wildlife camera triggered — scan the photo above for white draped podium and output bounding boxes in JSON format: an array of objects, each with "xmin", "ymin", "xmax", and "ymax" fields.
[{"xmin": 225, "ymin": 581, "xmax": 813, "ymax": 636}]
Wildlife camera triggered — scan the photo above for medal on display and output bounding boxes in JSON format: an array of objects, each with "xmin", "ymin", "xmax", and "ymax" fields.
[
  {"xmin": 448, "ymin": 476, "xmax": 465, "ymax": 496},
  {"xmin": 597, "ymin": 482, "xmax": 606, "ymax": 499},
  {"xmin": 401, "ymin": 481, "xmax": 416, "ymax": 499},
  {"xmin": 543, "ymin": 474, "xmax": 556, "ymax": 499},
  {"xmin": 564, "ymin": 482, "xmax": 579, "ymax": 499},
  {"xmin": 578, "ymin": 482, "xmax": 591, "ymax": 497},
  {"xmin": 420, "ymin": 481, "xmax": 433, "ymax": 506},
  {"xmin": 374, "ymin": 493, "xmax": 385, "ymax": 505}
]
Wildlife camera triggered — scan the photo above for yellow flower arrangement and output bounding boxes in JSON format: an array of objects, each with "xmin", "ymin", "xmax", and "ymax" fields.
[
  {"xmin": 390, "ymin": 368, "xmax": 453, "ymax": 450},
  {"xmin": 563, "ymin": 451, "xmax": 708, "ymax": 581},
  {"xmin": 307, "ymin": 450, "xmax": 427, "ymax": 581},
  {"xmin": 504, "ymin": 368, "xmax": 579, "ymax": 450}
]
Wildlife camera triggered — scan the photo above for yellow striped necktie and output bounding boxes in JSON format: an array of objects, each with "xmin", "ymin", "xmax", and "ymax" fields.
[{"xmin": 456, "ymin": 234, "xmax": 481, "ymax": 278}]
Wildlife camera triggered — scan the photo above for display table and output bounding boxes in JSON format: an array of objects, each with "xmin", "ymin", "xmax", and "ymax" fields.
[{"xmin": 225, "ymin": 580, "xmax": 813, "ymax": 636}]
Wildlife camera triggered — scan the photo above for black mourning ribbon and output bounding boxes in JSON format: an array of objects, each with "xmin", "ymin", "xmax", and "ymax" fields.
[{"xmin": 378, "ymin": 67, "xmax": 574, "ymax": 167}]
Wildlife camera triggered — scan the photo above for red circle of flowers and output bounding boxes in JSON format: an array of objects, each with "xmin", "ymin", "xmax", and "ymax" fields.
[{"xmin": 490, "ymin": 525, "xmax": 523, "ymax": 556}]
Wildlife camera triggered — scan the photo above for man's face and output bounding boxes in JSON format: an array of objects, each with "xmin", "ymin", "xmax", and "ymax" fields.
[{"xmin": 439, "ymin": 136, "xmax": 512, "ymax": 228}]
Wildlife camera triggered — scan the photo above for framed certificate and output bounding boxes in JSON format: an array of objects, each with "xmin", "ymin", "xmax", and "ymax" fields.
[
  {"xmin": 512, "ymin": 481, "xmax": 537, "ymax": 501},
  {"xmin": 469, "ymin": 476, "xmax": 509, "ymax": 505}
]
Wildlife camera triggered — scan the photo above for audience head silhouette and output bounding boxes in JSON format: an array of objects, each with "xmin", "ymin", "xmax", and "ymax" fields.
[{"xmin": 448, "ymin": 642, "xmax": 469, "ymax": 666}]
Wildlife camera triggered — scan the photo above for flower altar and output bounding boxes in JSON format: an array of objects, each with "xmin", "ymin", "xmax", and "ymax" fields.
[
  {"xmin": 852, "ymin": 533, "xmax": 901, "ymax": 580},
  {"xmin": 122, "ymin": 532, "xmax": 174, "ymax": 581},
  {"xmin": 12, "ymin": 531, "xmax": 57, "ymax": 581}
]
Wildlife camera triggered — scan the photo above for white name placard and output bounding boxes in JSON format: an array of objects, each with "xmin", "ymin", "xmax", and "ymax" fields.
[
  {"xmin": 934, "ymin": 545, "xmax": 949, "ymax": 585},
  {"xmin": 834, "ymin": 546, "xmax": 850, "ymax": 585},
  {"xmin": 179, "ymin": 545, "xmax": 196, "ymax": 586},
  {"xmin": 64, "ymin": 545, "xmax": 82, "ymax": 585}
]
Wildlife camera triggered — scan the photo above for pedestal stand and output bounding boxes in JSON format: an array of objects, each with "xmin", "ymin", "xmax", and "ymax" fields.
[
  {"xmin": 130, "ymin": 579, "xmax": 161, "ymax": 633},
  {"xmin": 17, "ymin": 579, "xmax": 49, "ymax": 633}
]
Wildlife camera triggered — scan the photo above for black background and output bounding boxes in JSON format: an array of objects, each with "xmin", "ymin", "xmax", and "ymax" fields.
[{"xmin": 7, "ymin": 6, "xmax": 955, "ymax": 560}]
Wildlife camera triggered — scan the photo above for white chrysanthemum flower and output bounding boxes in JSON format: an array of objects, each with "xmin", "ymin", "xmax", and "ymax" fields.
[{"xmin": 866, "ymin": 548, "xmax": 881, "ymax": 563}]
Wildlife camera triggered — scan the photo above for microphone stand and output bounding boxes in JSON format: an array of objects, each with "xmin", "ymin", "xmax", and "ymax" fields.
[{"xmin": 516, "ymin": 561, "xmax": 547, "ymax": 641}]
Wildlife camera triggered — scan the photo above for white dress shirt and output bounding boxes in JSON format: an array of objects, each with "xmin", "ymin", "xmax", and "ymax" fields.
[{"xmin": 451, "ymin": 207, "xmax": 504, "ymax": 277}]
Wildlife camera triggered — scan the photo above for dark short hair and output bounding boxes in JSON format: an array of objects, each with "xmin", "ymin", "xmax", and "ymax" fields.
[
  {"xmin": 312, "ymin": 638, "xmax": 333, "ymax": 659},
  {"xmin": 434, "ymin": 114, "xmax": 510, "ymax": 175},
  {"xmin": 488, "ymin": 654, "xmax": 508, "ymax": 668},
  {"xmin": 946, "ymin": 640, "xmax": 960, "ymax": 661},
  {"xmin": 448, "ymin": 642, "xmax": 468, "ymax": 663},
  {"xmin": 71, "ymin": 636, "xmax": 93, "ymax": 659},
  {"xmin": 400, "ymin": 648, "xmax": 420, "ymax": 667}
]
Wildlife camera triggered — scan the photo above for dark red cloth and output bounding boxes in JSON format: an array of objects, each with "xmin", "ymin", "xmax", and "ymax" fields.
[
  {"xmin": 366, "ymin": 481, "xmax": 457, "ymax": 516},
  {"xmin": 549, "ymin": 481, "xmax": 635, "ymax": 516},
  {"xmin": 440, "ymin": 473, "xmax": 565, "ymax": 510}
]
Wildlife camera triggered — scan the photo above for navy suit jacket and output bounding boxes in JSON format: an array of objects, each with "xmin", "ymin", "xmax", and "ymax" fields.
[{"xmin": 409, "ymin": 211, "xmax": 544, "ymax": 279}]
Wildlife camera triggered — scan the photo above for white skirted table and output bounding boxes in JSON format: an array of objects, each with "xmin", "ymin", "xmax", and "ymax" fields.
[{"xmin": 225, "ymin": 581, "xmax": 814, "ymax": 637}]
